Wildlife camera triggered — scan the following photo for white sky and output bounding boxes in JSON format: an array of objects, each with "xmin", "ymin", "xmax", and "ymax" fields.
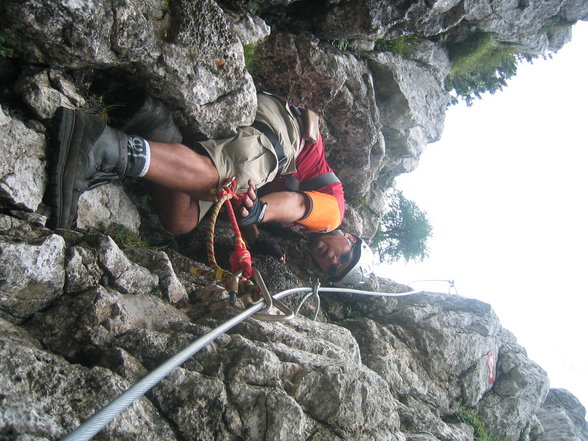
[{"xmin": 381, "ymin": 21, "xmax": 588, "ymax": 408}]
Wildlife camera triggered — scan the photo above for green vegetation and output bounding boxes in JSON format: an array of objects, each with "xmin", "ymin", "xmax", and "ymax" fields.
[
  {"xmin": 0, "ymin": 32, "xmax": 13, "ymax": 58},
  {"xmin": 343, "ymin": 305, "xmax": 362, "ymax": 320},
  {"xmin": 331, "ymin": 39, "xmax": 350, "ymax": 51},
  {"xmin": 444, "ymin": 32, "xmax": 536, "ymax": 105},
  {"xmin": 455, "ymin": 409, "xmax": 503, "ymax": 441},
  {"xmin": 370, "ymin": 191, "xmax": 432, "ymax": 263},
  {"xmin": 248, "ymin": 3, "xmax": 261, "ymax": 16},
  {"xmin": 374, "ymin": 36, "xmax": 418, "ymax": 56},
  {"xmin": 243, "ymin": 43, "xmax": 260, "ymax": 73},
  {"xmin": 107, "ymin": 224, "xmax": 151, "ymax": 250}
]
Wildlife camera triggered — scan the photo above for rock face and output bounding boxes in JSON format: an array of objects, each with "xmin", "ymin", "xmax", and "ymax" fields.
[
  {"xmin": 534, "ymin": 389, "xmax": 588, "ymax": 441},
  {"xmin": 1, "ymin": 0, "xmax": 587, "ymax": 440}
]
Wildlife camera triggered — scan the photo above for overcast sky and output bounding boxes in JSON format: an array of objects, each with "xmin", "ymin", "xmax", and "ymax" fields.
[{"xmin": 382, "ymin": 21, "xmax": 588, "ymax": 408}]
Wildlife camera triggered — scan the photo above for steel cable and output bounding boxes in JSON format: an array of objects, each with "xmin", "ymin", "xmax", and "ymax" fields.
[{"xmin": 60, "ymin": 286, "xmax": 423, "ymax": 441}]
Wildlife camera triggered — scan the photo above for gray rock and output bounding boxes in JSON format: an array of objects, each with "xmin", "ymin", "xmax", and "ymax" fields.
[
  {"xmin": 368, "ymin": 49, "xmax": 450, "ymax": 175},
  {"xmin": 0, "ymin": 318, "xmax": 176, "ymax": 440},
  {"xmin": 149, "ymin": 367, "xmax": 232, "ymax": 440},
  {"xmin": 226, "ymin": 9, "xmax": 271, "ymax": 45},
  {"xmin": 25, "ymin": 285, "xmax": 189, "ymax": 361},
  {"xmin": 533, "ymin": 388, "xmax": 588, "ymax": 441},
  {"xmin": 16, "ymin": 69, "xmax": 74, "ymax": 120},
  {"xmin": 0, "ymin": 108, "xmax": 47, "ymax": 212},
  {"xmin": 296, "ymin": 0, "xmax": 588, "ymax": 55},
  {"xmin": 0, "ymin": 234, "xmax": 65, "ymax": 321},
  {"xmin": 76, "ymin": 183, "xmax": 142, "ymax": 234},
  {"xmin": 64, "ymin": 245, "xmax": 104, "ymax": 294},
  {"xmin": 2, "ymin": 0, "xmax": 257, "ymax": 137},
  {"xmin": 477, "ymin": 344, "xmax": 551, "ymax": 441},
  {"xmin": 125, "ymin": 248, "xmax": 189, "ymax": 304},
  {"xmin": 87, "ymin": 234, "xmax": 160, "ymax": 295}
]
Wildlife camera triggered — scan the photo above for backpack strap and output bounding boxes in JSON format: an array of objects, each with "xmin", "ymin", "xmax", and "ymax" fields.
[
  {"xmin": 252, "ymin": 120, "xmax": 288, "ymax": 175},
  {"xmin": 284, "ymin": 172, "xmax": 341, "ymax": 192}
]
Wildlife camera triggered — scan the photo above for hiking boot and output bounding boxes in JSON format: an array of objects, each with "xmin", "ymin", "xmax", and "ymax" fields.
[
  {"xmin": 48, "ymin": 107, "xmax": 129, "ymax": 229},
  {"xmin": 122, "ymin": 95, "xmax": 182, "ymax": 144}
]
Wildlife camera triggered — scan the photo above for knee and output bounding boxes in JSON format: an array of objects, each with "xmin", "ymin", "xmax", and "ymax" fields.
[{"xmin": 159, "ymin": 213, "xmax": 198, "ymax": 236}]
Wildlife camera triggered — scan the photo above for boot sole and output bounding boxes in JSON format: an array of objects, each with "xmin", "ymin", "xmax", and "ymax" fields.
[{"xmin": 48, "ymin": 108, "xmax": 80, "ymax": 229}]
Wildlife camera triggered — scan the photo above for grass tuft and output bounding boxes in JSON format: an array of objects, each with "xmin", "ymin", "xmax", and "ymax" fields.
[
  {"xmin": 455, "ymin": 409, "xmax": 504, "ymax": 441},
  {"xmin": 374, "ymin": 36, "xmax": 417, "ymax": 56},
  {"xmin": 243, "ymin": 43, "xmax": 260, "ymax": 73},
  {"xmin": 107, "ymin": 224, "xmax": 150, "ymax": 250}
]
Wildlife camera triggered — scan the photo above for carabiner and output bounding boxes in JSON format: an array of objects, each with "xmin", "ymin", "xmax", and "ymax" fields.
[
  {"xmin": 295, "ymin": 279, "xmax": 321, "ymax": 320},
  {"xmin": 227, "ymin": 267, "xmax": 293, "ymax": 321},
  {"xmin": 250, "ymin": 268, "xmax": 294, "ymax": 321}
]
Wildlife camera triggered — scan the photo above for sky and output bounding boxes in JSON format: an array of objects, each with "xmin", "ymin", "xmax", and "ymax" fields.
[{"xmin": 380, "ymin": 21, "xmax": 588, "ymax": 409}]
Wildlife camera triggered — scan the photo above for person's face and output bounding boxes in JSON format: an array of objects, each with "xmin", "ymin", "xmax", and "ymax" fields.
[{"xmin": 309, "ymin": 231, "xmax": 356, "ymax": 279}]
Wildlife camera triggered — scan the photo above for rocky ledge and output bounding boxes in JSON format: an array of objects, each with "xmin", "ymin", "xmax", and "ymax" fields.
[{"xmin": 1, "ymin": 0, "xmax": 587, "ymax": 440}]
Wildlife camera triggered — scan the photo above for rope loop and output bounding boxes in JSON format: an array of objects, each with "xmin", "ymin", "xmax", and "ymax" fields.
[
  {"xmin": 192, "ymin": 178, "xmax": 297, "ymax": 321},
  {"xmin": 190, "ymin": 178, "xmax": 255, "ymax": 297}
]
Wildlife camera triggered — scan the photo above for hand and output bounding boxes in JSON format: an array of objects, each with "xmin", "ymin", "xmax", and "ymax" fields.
[
  {"xmin": 238, "ymin": 180, "xmax": 267, "ymax": 226},
  {"xmin": 239, "ymin": 180, "xmax": 257, "ymax": 218}
]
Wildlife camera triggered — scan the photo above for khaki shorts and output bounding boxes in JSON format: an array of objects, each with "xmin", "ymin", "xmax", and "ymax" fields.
[{"xmin": 197, "ymin": 93, "xmax": 302, "ymax": 220}]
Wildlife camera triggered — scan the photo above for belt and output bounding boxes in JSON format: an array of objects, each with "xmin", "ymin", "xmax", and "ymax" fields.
[{"xmin": 252, "ymin": 120, "xmax": 288, "ymax": 175}]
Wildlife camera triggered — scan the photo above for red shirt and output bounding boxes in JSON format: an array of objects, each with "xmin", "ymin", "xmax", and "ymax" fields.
[{"xmin": 265, "ymin": 133, "xmax": 346, "ymax": 223}]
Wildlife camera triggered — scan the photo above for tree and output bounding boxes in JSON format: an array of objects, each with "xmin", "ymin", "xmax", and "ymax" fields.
[
  {"xmin": 444, "ymin": 32, "xmax": 538, "ymax": 106},
  {"xmin": 371, "ymin": 191, "xmax": 432, "ymax": 263}
]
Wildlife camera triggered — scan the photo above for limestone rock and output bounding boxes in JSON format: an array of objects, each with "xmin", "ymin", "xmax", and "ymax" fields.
[
  {"xmin": 125, "ymin": 248, "xmax": 189, "ymax": 304},
  {"xmin": 367, "ymin": 48, "xmax": 451, "ymax": 176},
  {"xmin": 85, "ymin": 234, "xmax": 160, "ymax": 295},
  {"xmin": 0, "ymin": 318, "xmax": 176, "ymax": 440},
  {"xmin": 1, "ymin": 1, "xmax": 588, "ymax": 440},
  {"xmin": 2, "ymin": 0, "xmax": 257, "ymax": 137},
  {"xmin": 0, "ymin": 107, "xmax": 47, "ymax": 212},
  {"xmin": 477, "ymin": 343, "xmax": 551, "ymax": 441},
  {"xmin": 533, "ymin": 388, "xmax": 588, "ymax": 441},
  {"xmin": 0, "ymin": 234, "xmax": 65, "ymax": 322},
  {"xmin": 25, "ymin": 285, "xmax": 189, "ymax": 362},
  {"xmin": 16, "ymin": 69, "xmax": 75, "ymax": 120},
  {"xmin": 76, "ymin": 183, "xmax": 142, "ymax": 235}
]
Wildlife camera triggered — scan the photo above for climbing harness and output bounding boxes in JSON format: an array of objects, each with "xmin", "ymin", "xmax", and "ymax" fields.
[
  {"xmin": 188, "ymin": 178, "xmax": 292, "ymax": 321},
  {"xmin": 60, "ymin": 284, "xmax": 424, "ymax": 441}
]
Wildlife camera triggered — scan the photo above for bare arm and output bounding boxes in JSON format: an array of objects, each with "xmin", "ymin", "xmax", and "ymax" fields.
[
  {"xmin": 259, "ymin": 191, "xmax": 308, "ymax": 223},
  {"xmin": 238, "ymin": 180, "xmax": 309, "ymax": 224}
]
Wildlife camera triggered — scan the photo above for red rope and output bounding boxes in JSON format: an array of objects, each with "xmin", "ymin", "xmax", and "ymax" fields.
[{"xmin": 214, "ymin": 179, "xmax": 253, "ymax": 279}]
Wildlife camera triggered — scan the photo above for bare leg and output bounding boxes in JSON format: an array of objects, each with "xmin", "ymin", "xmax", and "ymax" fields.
[
  {"xmin": 144, "ymin": 141, "xmax": 220, "ymax": 234},
  {"xmin": 152, "ymin": 184, "xmax": 201, "ymax": 235},
  {"xmin": 145, "ymin": 141, "xmax": 219, "ymax": 199}
]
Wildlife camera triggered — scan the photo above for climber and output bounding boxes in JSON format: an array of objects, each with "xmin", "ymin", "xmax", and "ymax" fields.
[
  {"xmin": 48, "ymin": 91, "xmax": 378, "ymax": 286},
  {"xmin": 48, "ymin": 91, "xmax": 345, "ymax": 238}
]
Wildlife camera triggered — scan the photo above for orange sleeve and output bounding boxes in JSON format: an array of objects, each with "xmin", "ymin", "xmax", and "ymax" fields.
[{"xmin": 295, "ymin": 191, "xmax": 342, "ymax": 233}]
